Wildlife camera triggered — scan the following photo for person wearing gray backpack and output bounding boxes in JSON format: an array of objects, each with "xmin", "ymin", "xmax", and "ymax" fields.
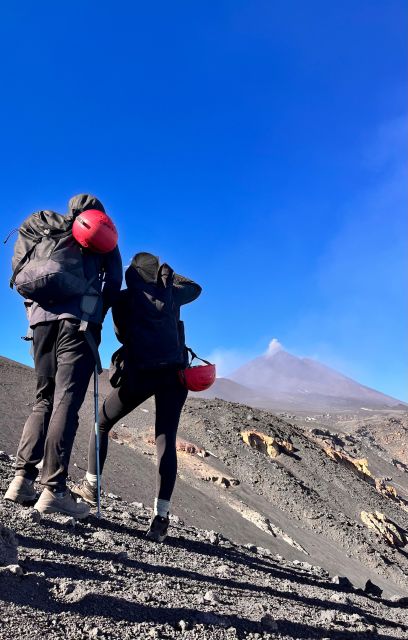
[{"xmin": 4, "ymin": 194, "xmax": 122, "ymax": 519}]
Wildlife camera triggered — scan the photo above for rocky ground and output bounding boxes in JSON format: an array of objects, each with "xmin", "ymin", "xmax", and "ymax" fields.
[
  {"xmin": 109, "ymin": 396, "xmax": 408, "ymax": 597},
  {"xmin": 1, "ymin": 453, "xmax": 408, "ymax": 640},
  {"xmin": 288, "ymin": 411, "xmax": 408, "ymax": 468},
  {"xmin": 1, "ymin": 355, "xmax": 408, "ymax": 638}
]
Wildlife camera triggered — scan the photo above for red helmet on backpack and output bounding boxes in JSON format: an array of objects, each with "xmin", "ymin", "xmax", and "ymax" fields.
[
  {"xmin": 178, "ymin": 349, "xmax": 216, "ymax": 392},
  {"xmin": 72, "ymin": 209, "xmax": 118, "ymax": 254},
  {"xmin": 179, "ymin": 364, "xmax": 216, "ymax": 391}
]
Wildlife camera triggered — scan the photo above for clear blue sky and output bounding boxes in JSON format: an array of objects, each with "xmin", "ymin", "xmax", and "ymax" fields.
[{"xmin": 0, "ymin": 1, "xmax": 406, "ymax": 400}]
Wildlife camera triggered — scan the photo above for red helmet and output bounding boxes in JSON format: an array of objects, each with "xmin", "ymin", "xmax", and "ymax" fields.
[
  {"xmin": 179, "ymin": 362, "xmax": 216, "ymax": 392},
  {"xmin": 72, "ymin": 209, "xmax": 118, "ymax": 253}
]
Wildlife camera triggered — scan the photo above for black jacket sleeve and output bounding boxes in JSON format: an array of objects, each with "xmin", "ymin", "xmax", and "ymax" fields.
[
  {"xmin": 101, "ymin": 246, "xmax": 123, "ymax": 318},
  {"xmin": 112, "ymin": 289, "xmax": 130, "ymax": 344},
  {"xmin": 173, "ymin": 273, "xmax": 202, "ymax": 306}
]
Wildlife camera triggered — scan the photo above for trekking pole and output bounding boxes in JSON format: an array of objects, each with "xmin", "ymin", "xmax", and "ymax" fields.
[{"xmin": 94, "ymin": 365, "xmax": 102, "ymax": 519}]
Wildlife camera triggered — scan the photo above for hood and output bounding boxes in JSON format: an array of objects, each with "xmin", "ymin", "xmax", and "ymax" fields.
[
  {"xmin": 125, "ymin": 252, "xmax": 174, "ymax": 288},
  {"xmin": 67, "ymin": 193, "xmax": 106, "ymax": 218}
]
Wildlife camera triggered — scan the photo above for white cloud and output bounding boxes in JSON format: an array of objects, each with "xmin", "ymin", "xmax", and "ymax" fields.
[
  {"xmin": 205, "ymin": 338, "xmax": 284, "ymax": 376},
  {"xmin": 265, "ymin": 338, "xmax": 283, "ymax": 357},
  {"xmin": 204, "ymin": 347, "xmax": 256, "ymax": 377}
]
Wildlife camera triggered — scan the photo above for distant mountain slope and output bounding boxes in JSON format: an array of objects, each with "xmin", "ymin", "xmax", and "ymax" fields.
[
  {"xmin": 193, "ymin": 378, "xmax": 272, "ymax": 407},
  {"xmin": 227, "ymin": 348, "xmax": 403, "ymax": 410}
]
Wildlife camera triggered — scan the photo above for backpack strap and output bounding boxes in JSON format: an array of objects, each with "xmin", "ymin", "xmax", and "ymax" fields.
[
  {"xmin": 78, "ymin": 275, "xmax": 103, "ymax": 374},
  {"xmin": 20, "ymin": 301, "xmax": 34, "ymax": 357},
  {"xmin": 79, "ymin": 305, "xmax": 102, "ymax": 374},
  {"xmin": 3, "ymin": 228, "xmax": 19, "ymax": 244},
  {"xmin": 82, "ymin": 328, "xmax": 102, "ymax": 374}
]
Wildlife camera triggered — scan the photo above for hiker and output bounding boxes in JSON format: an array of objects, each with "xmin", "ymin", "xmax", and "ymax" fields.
[
  {"xmin": 4, "ymin": 194, "xmax": 122, "ymax": 519},
  {"xmin": 73, "ymin": 252, "xmax": 202, "ymax": 541}
]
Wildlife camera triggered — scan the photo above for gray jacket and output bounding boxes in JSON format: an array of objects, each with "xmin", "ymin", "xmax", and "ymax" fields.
[{"xmin": 28, "ymin": 194, "xmax": 123, "ymax": 328}]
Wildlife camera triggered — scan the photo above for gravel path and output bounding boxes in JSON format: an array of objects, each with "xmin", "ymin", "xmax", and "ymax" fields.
[{"xmin": 1, "ymin": 454, "xmax": 407, "ymax": 640}]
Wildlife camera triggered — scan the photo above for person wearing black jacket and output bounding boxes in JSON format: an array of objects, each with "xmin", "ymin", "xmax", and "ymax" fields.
[
  {"xmin": 73, "ymin": 252, "xmax": 201, "ymax": 541},
  {"xmin": 4, "ymin": 194, "xmax": 123, "ymax": 519}
]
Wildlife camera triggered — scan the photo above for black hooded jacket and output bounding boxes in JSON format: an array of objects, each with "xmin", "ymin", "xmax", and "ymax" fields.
[
  {"xmin": 28, "ymin": 194, "xmax": 123, "ymax": 327},
  {"xmin": 112, "ymin": 252, "xmax": 201, "ymax": 369}
]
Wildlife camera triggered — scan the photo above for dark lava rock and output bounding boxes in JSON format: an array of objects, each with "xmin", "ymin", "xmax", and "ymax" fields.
[
  {"xmin": 364, "ymin": 579, "xmax": 383, "ymax": 598},
  {"xmin": 389, "ymin": 595, "xmax": 408, "ymax": 607},
  {"xmin": 331, "ymin": 575, "xmax": 353, "ymax": 590},
  {"xmin": 0, "ymin": 523, "xmax": 18, "ymax": 566},
  {"xmin": 261, "ymin": 613, "xmax": 278, "ymax": 631}
]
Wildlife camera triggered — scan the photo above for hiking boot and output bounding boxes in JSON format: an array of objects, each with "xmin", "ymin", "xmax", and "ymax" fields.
[
  {"xmin": 34, "ymin": 487, "xmax": 90, "ymax": 519},
  {"xmin": 4, "ymin": 476, "xmax": 37, "ymax": 504},
  {"xmin": 71, "ymin": 478, "xmax": 97, "ymax": 506},
  {"xmin": 146, "ymin": 515, "xmax": 169, "ymax": 543}
]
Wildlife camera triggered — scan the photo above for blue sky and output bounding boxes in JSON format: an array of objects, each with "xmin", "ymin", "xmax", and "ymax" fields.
[{"xmin": 0, "ymin": 1, "xmax": 407, "ymax": 400}]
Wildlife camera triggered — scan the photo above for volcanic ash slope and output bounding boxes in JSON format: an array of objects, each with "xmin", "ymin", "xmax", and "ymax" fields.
[
  {"xmin": 1, "ymin": 454, "xmax": 408, "ymax": 640},
  {"xmin": 176, "ymin": 399, "xmax": 408, "ymax": 594},
  {"xmin": 1, "ymin": 356, "xmax": 408, "ymax": 600}
]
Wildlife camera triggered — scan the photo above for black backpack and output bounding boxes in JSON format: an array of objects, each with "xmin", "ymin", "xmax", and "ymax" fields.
[
  {"xmin": 109, "ymin": 259, "xmax": 188, "ymax": 382},
  {"xmin": 126, "ymin": 265, "xmax": 187, "ymax": 368},
  {"xmin": 7, "ymin": 210, "xmax": 103, "ymax": 372},
  {"xmin": 9, "ymin": 210, "xmax": 99, "ymax": 305}
]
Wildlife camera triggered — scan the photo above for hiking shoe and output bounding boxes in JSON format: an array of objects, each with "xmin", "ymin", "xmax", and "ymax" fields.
[
  {"xmin": 71, "ymin": 478, "xmax": 98, "ymax": 506},
  {"xmin": 34, "ymin": 487, "xmax": 90, "ymax": 519},
  {"xmin": 146, "ymin": 515, "xmax": 169, "ymax": 543},
  {"xmin": 4, "ymin": 476, "xmax": 37, "ymax": 504}
]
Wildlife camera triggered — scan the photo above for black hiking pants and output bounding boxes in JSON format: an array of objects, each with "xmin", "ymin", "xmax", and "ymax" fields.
[
  {"xmin": 88, "ymin": 368, "xmax": 188, "ymax": 501},
  {"xmin": 15, "ymin": 319, "xmax": 100, "ymax": 491}
]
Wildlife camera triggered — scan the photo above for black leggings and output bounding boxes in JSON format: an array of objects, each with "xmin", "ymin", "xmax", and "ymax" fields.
[{"xmin": 88, "ymin": 368, "xmax": 188, "ymax": 501}]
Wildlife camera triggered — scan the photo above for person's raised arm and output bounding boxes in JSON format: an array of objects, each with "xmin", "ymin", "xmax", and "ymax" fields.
[
  {"xmin": 173, "ymin": 273, "xmax": 202, "ymax": 306},
  {"xmin": 101, "ymin": 246, "xmax": 123, "ymax": 319}
]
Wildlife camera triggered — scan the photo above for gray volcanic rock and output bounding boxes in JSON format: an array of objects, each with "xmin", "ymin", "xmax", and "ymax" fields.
[
  {"xmin": 0, "ymin": 455, "xmax": 407, "ymax": 640},
  {"xmin": 0, "ymin": 522, "xmax": 18, "ymax": 566},
  {"xmin": 178, "ymin": 398, "xmax": 408, "ymax": 596},
  {"xmin": 1, "ymin": 353, "xmax": 408, "ymax": 621}
]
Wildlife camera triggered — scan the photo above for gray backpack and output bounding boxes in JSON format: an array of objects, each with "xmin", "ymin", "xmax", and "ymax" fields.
[
  {"xmin": 9, "ymin": 210, "xmax": 99, "ymax": 305},
  {"xmin": 8, "ymin": 209, "xmax": 102, "ymax": 372}
]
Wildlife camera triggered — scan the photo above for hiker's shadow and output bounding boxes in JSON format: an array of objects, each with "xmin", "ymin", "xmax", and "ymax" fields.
[
  {"xmin": 94, "ymin": 515, "xmax": 360, "ymax": 595},
  {"xmin": 21, "ymin": 556, "xmax": 111, "ymax": 583},
  {"xmin": 0, "ymin": 583, "xmax": 405, "ymax": 640},
  {"xmin": 16, "ymin": 530, "xmax": 408, "ymax": 634},
  {"xmin": 96, "ymin": 514, "xmax": 311, "ymax": 576},
  {"xmin": 92, "ymin": 515, "xmax": 408, "ymax": 622}
]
